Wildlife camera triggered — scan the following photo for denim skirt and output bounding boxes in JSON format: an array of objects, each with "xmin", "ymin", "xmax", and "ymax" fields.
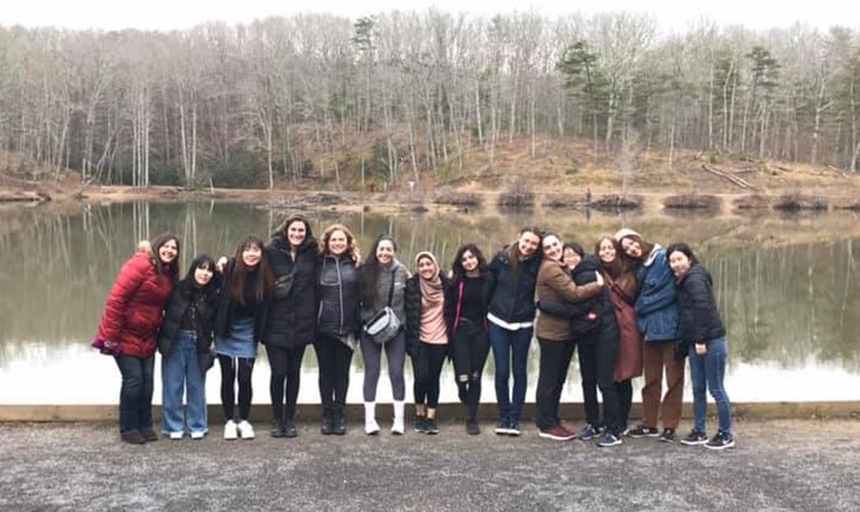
[{"xmin": 215, "ymin": 317, "xmax": 257, "ymax": 358}]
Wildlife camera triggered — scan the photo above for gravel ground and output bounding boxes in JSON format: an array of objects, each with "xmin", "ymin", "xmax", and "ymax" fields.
[{"xmin": 1, "ymin": 418, "xmax": 858, "ymax": 511}]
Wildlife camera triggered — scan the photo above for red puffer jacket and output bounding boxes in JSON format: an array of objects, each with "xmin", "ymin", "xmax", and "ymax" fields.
[{"xmin": 96, "ymin": 253, "xmax": 175, "ymax": 358}]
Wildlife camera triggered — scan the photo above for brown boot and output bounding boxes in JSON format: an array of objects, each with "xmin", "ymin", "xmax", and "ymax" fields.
[
  {"xmin": 139, "ymin": 429, "xmax": 158, "ymax": 442},
  {"xmin": 121, "ymin": 431, "xmax": 146, "ymax": 445}
]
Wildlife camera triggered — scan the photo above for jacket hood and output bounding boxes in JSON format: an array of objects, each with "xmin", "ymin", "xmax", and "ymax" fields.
[{"xmin": 643, "ymin": 244, "xmax": 664, "ymax": 267}]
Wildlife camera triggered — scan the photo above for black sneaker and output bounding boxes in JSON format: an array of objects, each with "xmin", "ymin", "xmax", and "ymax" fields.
[
  {"xmin": 597, "ymin": 432, "xmax": 622, "ymax": 447},
  {"xmin": 425, "ymin": 418, "xmax": 440, "ymax": 435},
  {"xmin": 680, "ymin": 429, "xmax": 708, "ymax": 446},
  {"xmin": 466, "ymin": 419, "xmax": 480, "ymax": 435},
  {"xmin": 414, "ymin": 416, "xmax": 427, "ymax": 433},
  {"xmin": 660, "ymin": 428, "xmax": 677, "ymax": 443},
  {"xmin": 579, "ymin": 424, "xmax": 599, "ymax": 441},
  {"xmin": 494, "ymin": 418, "xmax": 510, "ymax": 435},
  {"xmin": 270, "ymin": 419, "xmax": 286, "ymax": 438},
  {"xmin": 704, "ymin": 431, "xmax": 735, "ymax": 450},
  {"xmin": 507, "ymin": 421, "xmax": 522, "ymax": 436},
  {"xmin": 627, "ymin": 425, "xmax": 660, "ymax": 438},
  {"xmin": 283, "ymin": 418, "xmax": 298, "ymax": 438}
]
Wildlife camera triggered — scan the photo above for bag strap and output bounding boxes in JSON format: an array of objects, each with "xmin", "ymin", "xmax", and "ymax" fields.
[{"xmin": 386, "ymin": 268, "xmax": 396, "ymax": 307}]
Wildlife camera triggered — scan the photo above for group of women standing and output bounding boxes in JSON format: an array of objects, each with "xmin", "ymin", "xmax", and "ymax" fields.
[{"xmin": 94, "ymin": 221, "xmax": 734, "ymax": 451}]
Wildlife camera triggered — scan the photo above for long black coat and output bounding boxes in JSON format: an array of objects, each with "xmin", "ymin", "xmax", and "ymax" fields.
[
  {"xmin": 263, "ymin": 234, "xmax": 319, "ymax": 348},
  {"xmin": 675, "ymin": 264, "xmax": 726, "ymax": 345}
]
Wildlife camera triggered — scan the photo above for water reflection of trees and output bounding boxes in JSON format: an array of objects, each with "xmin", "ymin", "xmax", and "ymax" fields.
[
  {"xmin": 710, "ymin": 240, "xmax": 860, "ymax": 372},
  {"xmin": 0, "ymin": 203, "xmax": 858, "ymax": 373}
]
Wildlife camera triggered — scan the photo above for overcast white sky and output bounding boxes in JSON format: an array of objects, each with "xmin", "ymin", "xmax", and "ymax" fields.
[{"xmin": 1, "ymin": 0, "xmax": 857, "ymax": 33}]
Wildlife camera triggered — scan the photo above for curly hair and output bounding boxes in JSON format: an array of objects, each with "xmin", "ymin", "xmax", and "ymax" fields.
[{"xmin": 319, "ymin": 223, "xmax": 359, "ymax": 258}]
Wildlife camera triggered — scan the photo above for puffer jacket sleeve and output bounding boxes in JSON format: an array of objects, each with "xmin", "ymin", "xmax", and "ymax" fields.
[
  {"xmin": 687, "ymin": 269, "xmax": 716, "ymax": 344},
  {"xmin": 97, "ymin": 254, "xmax": 151, "ymax": 343},
  {"xmin": 404, "ymin": 276, "xmax": 421, "ymax": 356}
]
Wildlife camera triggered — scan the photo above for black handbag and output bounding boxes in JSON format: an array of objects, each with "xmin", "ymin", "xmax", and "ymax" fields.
[{"xmin": 272, "ymin": 271, "xmax": 295, "ymax": 301}]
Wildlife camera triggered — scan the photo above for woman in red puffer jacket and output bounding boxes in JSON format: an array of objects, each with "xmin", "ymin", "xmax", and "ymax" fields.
[{"xmin": 94, "ymin": 233, "xmax": 180, "ymax": 444}]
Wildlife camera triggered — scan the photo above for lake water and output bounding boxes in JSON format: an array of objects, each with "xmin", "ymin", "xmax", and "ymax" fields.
[{"xmin": 1, "ymin": 201, "xmax": 859, "ymax": 405}]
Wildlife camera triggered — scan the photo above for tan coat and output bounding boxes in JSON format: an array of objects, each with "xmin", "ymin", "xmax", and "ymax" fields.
[{"xmin": 535, "ymin": 259, "xmax": 602, "ymax": 341}]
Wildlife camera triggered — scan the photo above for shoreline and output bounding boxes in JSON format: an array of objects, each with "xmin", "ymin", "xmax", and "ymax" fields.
[
  {"xmin": 2, "ymin": 401, "xmax": 857, "ymax": 422},
  {"xmin": 3, "ymin": 182, "xmax": 860, "ymax": 216}
]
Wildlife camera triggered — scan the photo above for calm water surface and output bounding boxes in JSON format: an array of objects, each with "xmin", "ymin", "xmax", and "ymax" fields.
[{"xmin": 1, "ymin": 202, "xmax": 858, "ymax": 404}]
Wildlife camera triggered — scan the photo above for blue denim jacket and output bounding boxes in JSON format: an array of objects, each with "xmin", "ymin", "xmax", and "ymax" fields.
[{"xmin": 635, "ymin": 247, "xmax": 680, "ymax": 342}]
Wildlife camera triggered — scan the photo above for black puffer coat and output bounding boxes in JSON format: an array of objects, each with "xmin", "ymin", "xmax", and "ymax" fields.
[
  {"xmin": 263, "ymin": 234, "xmax": 319, "ymax": 348},
  {"xmin": 316, "ymin": 254, "xmax": 361, "ymax": 339},
  {"xmin": 405, "ymin": 273, "xmax": 451, "ymax": 355},
  {"xmin": 487, "ymin": 247, "xmax": 541, "ymax": 324},
  {"xmin": 675, "ymin": 264, "xmax": 726, "ymax": 345},
  {"xmin": 157, "ymin": 277, "xmax": 221, "ymax": 356}
]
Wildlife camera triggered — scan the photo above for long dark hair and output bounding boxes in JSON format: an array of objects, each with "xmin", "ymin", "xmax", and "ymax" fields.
[
  {"xmin": 150, "ymin": 232, "xmax": 180, "ymax": 278},
  {"xmin": 359, "ymin": 234, "xmax": 398, "ymax": 309},
  {"xmin": 178, "ymin": 254, "xmax": 217, "ymax": 298},
  {"xmin": 594, "ymin": 235, "xmax": 632, "ymax": 279},
  {"xmin": 230, "ymin": 235, "xmax": 275, "ymax": 305},
  {"xmin": 451, "ymin": 243, "xmax": 488, "ymax": 283}
]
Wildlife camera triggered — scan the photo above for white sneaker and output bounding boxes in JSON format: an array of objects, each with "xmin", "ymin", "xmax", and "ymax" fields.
[
  {"xmin": 364, "ymin": 402, "xmax": 380, "ymax": 435},
  {"xmin": 237, "ymin": 420, "xmax": 255, "ymax": 440},
  {"xmin": 392, "ymin": 400, "xmax": 405, "ymax": 435},
  {"xmin": 169, "ymin": 431, "xmax": 184, "ymax": 440},
  {"xmin": 190, "ymin": 431, "xmax": 205, "ymax": 440},
  {"xmin": 224, "ymin": 420, "xmax": 238, "ymax": 440}
]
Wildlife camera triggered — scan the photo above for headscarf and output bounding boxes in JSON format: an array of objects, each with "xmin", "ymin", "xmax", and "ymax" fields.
[{"xmin": 415, "ymin": 251, "xmax": 443, "ymax": 305}]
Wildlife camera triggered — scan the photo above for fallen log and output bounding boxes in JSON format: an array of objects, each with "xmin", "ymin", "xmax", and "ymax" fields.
[{"xmin": 701, "ymin": 163, "xmax": 755, "ymax": 190}]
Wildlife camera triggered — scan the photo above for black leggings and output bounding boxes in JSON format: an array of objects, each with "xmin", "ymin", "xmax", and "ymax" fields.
[
  {"xmin": 267, "ymin": 345, "xmax": 306, "ymax": 422},
  {"xmin": 218, "ymin": 355, "xmax": 255, "ymax": 421},
  {"xmin": 451, "ymin": 320, "xmax": 490, "ymax": 420},
  {"xmin": 314, "ymin": 335, "xmax": 354, "ymax": 416},
  {"xmin": 413, "ymin": 343, "xmax": 448, "ymax": 409},
  {"xmin": 615, "ymin": 379, "xmax": 633, "ymax": 431}
]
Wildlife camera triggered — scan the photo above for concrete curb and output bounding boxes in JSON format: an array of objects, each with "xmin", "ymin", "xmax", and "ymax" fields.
[{"xmin": 1, "ymin": 401, "xmax": 858, "ymax": 422}]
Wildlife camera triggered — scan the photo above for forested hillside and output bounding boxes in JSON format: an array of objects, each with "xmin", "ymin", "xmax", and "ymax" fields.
[{"xmin": 1, "ymin": 11, "xmax": 859, "ymax": 190}]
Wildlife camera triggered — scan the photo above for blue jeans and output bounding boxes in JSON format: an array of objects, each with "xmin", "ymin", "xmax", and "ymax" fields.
[
  {"xmin": 488, "ymin": 323, "xmax": 533, "ymax": 423},
  {"xmin": 161, "ymin": 331, "xmax": 207, "ymax": 435},
  {"xmin": 689, "ymin": 337, "xmax": 732, "ymax": 435},
  {"xmin": 115, "ymin": 354, "xmax": 155, "ymax": 434}
]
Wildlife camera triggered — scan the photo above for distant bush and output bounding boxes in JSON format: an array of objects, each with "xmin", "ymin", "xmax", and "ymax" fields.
[{"xmin": 434, "ymin": 191, "xmax": 482, "ymax": 207}]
